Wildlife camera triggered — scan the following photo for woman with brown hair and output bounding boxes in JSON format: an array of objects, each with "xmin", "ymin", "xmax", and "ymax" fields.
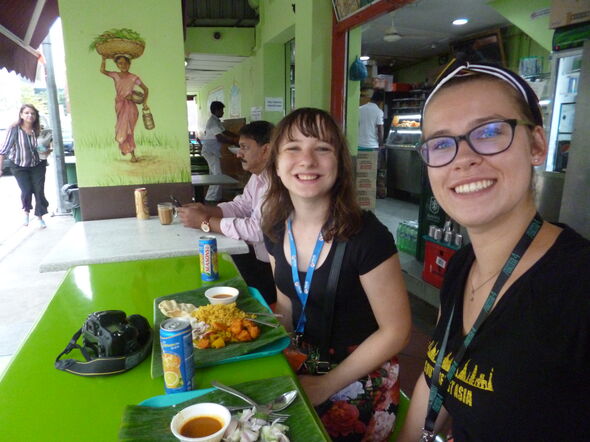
[
  {"xmin": 0, "ymin": 104, "xmax": 49, "ymax": 228},
  {"xmin": 262, "ymin": 107, "xmax": 411, "ymax": 441}
]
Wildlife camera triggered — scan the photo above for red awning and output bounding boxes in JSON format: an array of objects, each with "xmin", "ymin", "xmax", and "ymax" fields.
[{"xmin": 0, "ymin": 0, "xmax": 59, "ymax": 81}]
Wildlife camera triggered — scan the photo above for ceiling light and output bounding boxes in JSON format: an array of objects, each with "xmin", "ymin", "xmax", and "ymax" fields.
[
  {"xmin": 452, "ymin": 18, "xmax": 469, "ymax": 26},
  {"xmin": 360, "ymin": 55, "xmax": 370, "ymax": 61}
]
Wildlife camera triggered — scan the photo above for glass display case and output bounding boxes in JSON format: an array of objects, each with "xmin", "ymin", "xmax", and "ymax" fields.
[{"xmin": 385, "ymin": 90, "xmax": 427, "ymax": 196}]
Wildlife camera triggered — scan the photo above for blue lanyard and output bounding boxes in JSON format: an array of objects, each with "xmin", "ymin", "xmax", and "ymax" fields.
[{"xmin": 287, "ymin": 218, "xmax": 325, "ymax": 334}]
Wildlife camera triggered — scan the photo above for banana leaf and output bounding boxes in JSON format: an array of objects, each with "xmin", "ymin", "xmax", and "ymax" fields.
[
  {"xmin": 119, "ymin": 376, "xmax": 329, "ymax": 441},
  {"xmin": 151, "ymin": 277, "xmax": 289, "ymax": 378}
]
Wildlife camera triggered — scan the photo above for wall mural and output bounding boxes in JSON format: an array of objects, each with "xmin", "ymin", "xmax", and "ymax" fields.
[
  {"xmin": 72, "ymin": 26, "xmax": 188, "ymax": 188},
  {"xmin": 92, "ymin": 28, "xmax": 153, "ymax": 163}
]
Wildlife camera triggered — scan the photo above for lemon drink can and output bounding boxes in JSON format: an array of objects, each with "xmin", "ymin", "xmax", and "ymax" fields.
[
  {"xmin": 160, "ymin": 318, "xmax": 194, "ymax": 393},
  {"xmin": 199, "ymin": 236, "xmax": 219, "ymax": 281}
]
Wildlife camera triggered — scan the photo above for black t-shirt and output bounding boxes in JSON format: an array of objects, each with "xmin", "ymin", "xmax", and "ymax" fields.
[
  {"xmin": 424, "ymin": 225, "xmax": 590, "ymax": 441},
  {"xmin": 264, "ymin": 211, "xmax": 397, "ymax": 360}
]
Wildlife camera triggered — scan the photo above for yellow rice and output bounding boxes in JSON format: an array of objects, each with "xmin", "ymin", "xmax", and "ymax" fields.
[{"xmin": 191, "ymin": 303, "xmax": 250, "ymax": 327}]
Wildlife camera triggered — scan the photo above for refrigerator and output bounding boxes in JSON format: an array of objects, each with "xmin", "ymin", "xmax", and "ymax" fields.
[{"xmin": 546, "ymin": 48, "xmax": 583, "ymax": 172}]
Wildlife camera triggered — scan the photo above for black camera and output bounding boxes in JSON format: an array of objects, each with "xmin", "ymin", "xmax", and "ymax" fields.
[{"xmin": 82, "ymin": 310, "xmax": 150, "ymax": 358}]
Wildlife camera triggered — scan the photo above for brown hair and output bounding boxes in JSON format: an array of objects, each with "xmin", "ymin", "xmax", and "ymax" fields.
[
  {"xmin": 15, "ymin": 104, "xmax": 40, "ymax": 136},
  {"xmin": 261, "ymin": 108, "xmax": 362, "ymax": 242}
]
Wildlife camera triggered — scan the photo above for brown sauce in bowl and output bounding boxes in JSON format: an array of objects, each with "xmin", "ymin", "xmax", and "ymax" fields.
[
  {"xmin": 180, "ymin": 415, "xmax": 223, "ymax": 437},
  {"xmin": 213, "ymin": 294, "xmax": 233, "ymax": 299}
]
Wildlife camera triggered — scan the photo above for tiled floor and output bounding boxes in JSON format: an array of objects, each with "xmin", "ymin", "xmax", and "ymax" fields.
[{"xmin": 373, "ymin": 198, "xmax": 437, "ymax": 395}]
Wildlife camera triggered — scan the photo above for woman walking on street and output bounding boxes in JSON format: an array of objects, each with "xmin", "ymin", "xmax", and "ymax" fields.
[{"xmin": 0, "ymin": 104, "xmax": 49, "ymax": 228}]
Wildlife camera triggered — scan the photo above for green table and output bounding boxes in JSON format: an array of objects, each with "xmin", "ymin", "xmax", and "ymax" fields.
[{"xmin": 0, "ymin": 254, "xmax": 327, "ymax": 441}]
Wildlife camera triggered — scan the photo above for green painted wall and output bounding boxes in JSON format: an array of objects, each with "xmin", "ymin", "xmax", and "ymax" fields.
[
  {"xmin": 503, "ymin": 25, "xmax": 551, "ymax": 74},
  {"xmin": 346, "ymin": 27, "xmax": 363, "ymax": 154},
  {"xmin": 59, "ymin": 0, "xmax": 190, "ymax": 188},
  {"xmin": 394, "ymin": 57, "xmax": 443, "ymax": 85},
  {"xmin": 294, "ymin": 0, "xmax": 333, "ymax": 110},
  {"xmin": 490, "ymin": 0, "xmax": 553, "ymax": 50},
  {"xmin": 192, "ymin": 0, "xmax": 333, "ymax": 133},
  {"xmin": 185, "ymin": 28, "xmax": 255, "ymax": 55}
]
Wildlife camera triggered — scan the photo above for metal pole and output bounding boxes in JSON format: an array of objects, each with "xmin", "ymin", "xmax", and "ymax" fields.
[{"xmin": 42, "ymin": 34, "xmax": 69, "ymax": 214}]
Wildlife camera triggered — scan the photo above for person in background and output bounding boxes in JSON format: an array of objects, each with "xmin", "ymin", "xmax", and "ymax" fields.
[
  {"xmin": 358, "ymin": 90, "xmax": 385, "ymax": 157},
  {"xmin": 100, "ymin": 54, "xmax": 149, "ymax": 162},
  {"xmin": 0, "ymin": 104, "xmax": 49, "ymax": 228},
  {"xmin": 200, "ymin": 101, "xmax": 239, "ymax": 202},
  {"xmin": 178, "ymin": 121, "xmax": 277, "ymax": 305},
  {"xmin": 398, "ymin": 61, "xmax": 590, "ymax": 441},
  {"xmin": 262, "ymin": 107, "xmax": 411, "ymax": 441}
]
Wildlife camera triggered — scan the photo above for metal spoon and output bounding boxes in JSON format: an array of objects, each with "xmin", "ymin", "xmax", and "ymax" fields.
[{"xmin": 211, "ymin": 381, "xmax": 298, "ymax": 414}]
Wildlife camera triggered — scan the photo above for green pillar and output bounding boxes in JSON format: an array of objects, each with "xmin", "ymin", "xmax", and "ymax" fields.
[{"xmin": 294, "ymin": 0, "xmax": 333, "ymax": 110}]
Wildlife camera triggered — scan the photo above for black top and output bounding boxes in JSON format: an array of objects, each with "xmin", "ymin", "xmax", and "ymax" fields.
[
  {"xmin": 424, "ymin": 225, "xmax": 590, "ymax": 441},
  {"xmin": 264, "ymin": 211, "xmax": 397, "ymax": 361}
]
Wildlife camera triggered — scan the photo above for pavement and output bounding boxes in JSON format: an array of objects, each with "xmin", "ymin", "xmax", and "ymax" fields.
[{"xmin": 0, "ymin": 161, "xmax": 74, "ymax": 375}]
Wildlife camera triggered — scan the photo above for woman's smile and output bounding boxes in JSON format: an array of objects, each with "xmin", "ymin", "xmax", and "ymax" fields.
[
  {"xmin": 276, "ymin": 127, "xmax": 337, "ymax": 202},
  {"xmin": 453, "ymin": 179, "xmax": 496, "ymax": 195}
]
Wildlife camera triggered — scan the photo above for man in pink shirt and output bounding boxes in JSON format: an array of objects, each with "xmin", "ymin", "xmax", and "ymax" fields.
[{"xmin": 178, "ymin": 121, "xmax": 276, "ymax": 304}]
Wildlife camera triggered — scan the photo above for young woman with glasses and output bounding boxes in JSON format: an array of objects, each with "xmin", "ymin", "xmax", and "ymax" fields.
[{"xmin": 398, "ymin": 62, "xmax": 590, "ymax": 441}]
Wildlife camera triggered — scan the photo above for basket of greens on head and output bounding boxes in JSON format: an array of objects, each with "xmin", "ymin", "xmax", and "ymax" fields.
[{"xmin": 90, "ymin": 28, "xmax": 145, "ymax": 59}]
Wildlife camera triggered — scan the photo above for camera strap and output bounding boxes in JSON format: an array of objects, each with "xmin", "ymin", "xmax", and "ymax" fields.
[{"xmin": 54, "ymin": 327, "xmax": 152, "ymax": 376}]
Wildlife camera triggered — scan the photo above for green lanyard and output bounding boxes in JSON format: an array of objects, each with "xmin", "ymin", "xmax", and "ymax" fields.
[{"xmin": 421, "ymin": 213, "xmax": 543, "ymax": 442}]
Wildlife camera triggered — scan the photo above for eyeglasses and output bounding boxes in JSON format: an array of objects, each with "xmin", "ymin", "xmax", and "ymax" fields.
[{"xmin": 416, "ymin": 119, "xmax": 534, "ymax": 167}]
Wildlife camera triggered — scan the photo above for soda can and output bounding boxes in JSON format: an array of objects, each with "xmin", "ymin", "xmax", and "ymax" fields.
[
  {"xmin": 160, "ymin": 318, "xmax": 194, "ymax": 393},
  {"xmin": 428, "ymin": 224, "xmax": 437, "ymax": 238},
  {"xmin": 199, "ymin": 235, "xmax": 219, "ymax": 281},
  {"xmin": 134, "ymin": 188, "xmax": 149, "ymax": 220}
]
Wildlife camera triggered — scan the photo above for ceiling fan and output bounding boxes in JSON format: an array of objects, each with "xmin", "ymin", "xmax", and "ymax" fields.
[{"xmin": 382, "ymin": 10, "xmax": 435, "ymax": 42}]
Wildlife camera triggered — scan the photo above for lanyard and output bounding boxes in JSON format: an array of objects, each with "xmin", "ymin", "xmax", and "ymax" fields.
[
  {"xmin": 421, "ymin": 213, "xmax": 543, "ymax": 441},
  {"xmin": 287, "ymin": 218, "xmax": 325, "ymax": 334}
]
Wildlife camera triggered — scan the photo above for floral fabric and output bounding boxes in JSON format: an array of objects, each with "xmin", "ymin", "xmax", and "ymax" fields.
[{"xmin": 315, "ymin": 356, "xmax": 400, "ymax": 442}]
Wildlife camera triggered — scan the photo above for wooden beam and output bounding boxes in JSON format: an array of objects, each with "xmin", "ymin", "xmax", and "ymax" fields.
[{"xmin": 330, "ymin": 0, "xmax": 415, "ymax": 127}]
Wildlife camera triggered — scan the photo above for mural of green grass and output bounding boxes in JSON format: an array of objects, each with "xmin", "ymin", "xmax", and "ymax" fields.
[{"xmin": 76, "ymin": 133, "xmax": 191, "ymax": 187}]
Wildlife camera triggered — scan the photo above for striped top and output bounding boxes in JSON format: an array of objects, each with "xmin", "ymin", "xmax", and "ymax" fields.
[{"xmin": 0, "ymin": 126, "xmax": 40, "ymax": 168}]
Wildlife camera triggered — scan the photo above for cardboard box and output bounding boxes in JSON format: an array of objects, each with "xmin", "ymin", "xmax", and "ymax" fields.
[
  {"xmin": 358, "ymin": 193, "xmax": 376, "ymax": 210},
  {"xmin": 356, "ymin": 157, "xmax": 378, "ymax": 173},
  {"xmin": 356, "ymin": 177, "xmax": 377, "ymax": 191},
  {"xmin": 355, "ymin": 170, "xmax": 376, "ymax": 179},
  {"xmin": 550, "ymin": 0, "xmax": 590, "ymax": 28}
]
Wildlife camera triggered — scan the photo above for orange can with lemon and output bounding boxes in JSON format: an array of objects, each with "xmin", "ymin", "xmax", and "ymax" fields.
[{"xmin": 160, "ymin": 318, "xmax": 194, "ymax": 393}]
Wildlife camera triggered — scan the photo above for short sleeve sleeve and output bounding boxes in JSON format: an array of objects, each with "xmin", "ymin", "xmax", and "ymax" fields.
[{"xmin": 348, "ymin": 211, "xmax": 397, "ymax": 275}]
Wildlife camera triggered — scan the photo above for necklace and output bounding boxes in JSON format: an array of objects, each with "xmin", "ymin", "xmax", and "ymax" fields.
[{"xmin": 469, "ymin": 265, "xmax": 501, "ymax": 302}]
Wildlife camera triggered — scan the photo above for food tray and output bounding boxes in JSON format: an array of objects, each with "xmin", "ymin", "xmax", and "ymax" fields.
[
  {"xmin": 151, "ymin": 280, "xmax": 290, "ymax": 378},
  {"xmin": 120, "ymin": 376, "xmax": 329, "ymax": 441}
]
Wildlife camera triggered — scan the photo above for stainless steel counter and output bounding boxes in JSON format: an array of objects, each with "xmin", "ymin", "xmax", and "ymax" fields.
[{"xmin": 386, "ymin": 144, "xmax": 423, "ymax": 195}]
